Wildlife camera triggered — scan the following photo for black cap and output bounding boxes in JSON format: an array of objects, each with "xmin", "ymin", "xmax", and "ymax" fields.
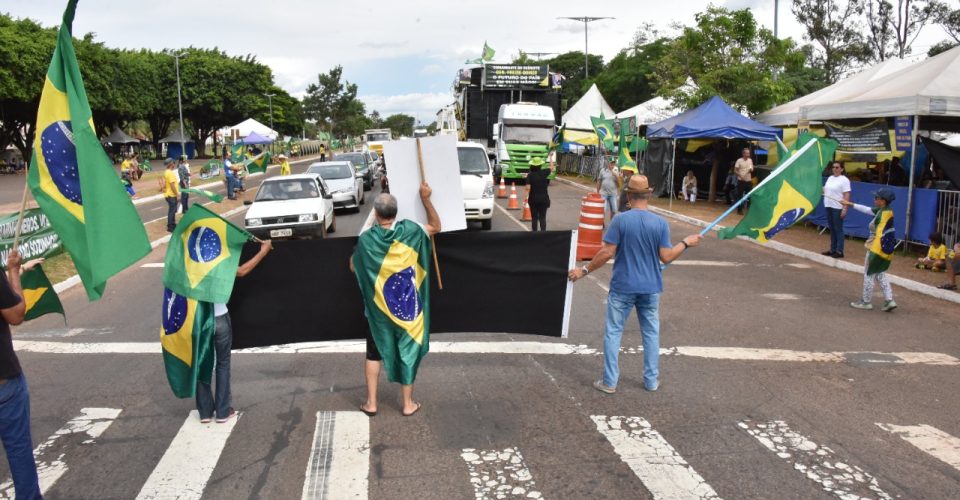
[{"xmin": 873, "ymin": 187, "xmax": 895, "ymax": 203}]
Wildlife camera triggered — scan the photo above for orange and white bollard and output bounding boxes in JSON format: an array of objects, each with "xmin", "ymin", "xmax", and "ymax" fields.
[
  {"xmin": 576, "ymin": 193, "xmax": 606, "ymax": 260},
  {"xmin": 497, "ymin": 177, "xmax": 507, "ymax": 198},
  {"xmin": 507, "ymin": 185, "xmax": 520, "ymax": 210},
  {"xmin": 521, "ymin": 198, "xmax": 532, "ymax": 221}
]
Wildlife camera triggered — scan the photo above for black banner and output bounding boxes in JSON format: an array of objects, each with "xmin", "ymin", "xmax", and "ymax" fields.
[
  {"xmin": 483, "ymin": 65, "xmax": 549, "ymax": 88},
  {"xmin": 229, "ymin": 231, "xmax": 573, "ymax": 349},
  {"xmin": 824, "ymin": 119, "xmax": 891, "ymax": 153}
]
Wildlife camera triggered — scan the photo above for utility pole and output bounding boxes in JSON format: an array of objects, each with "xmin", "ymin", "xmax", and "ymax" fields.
[
  {"xmin": 557, "ymin": 17, "xmax": 614, "ymax": 79},
  {"xmin": 263, "ymin": 93, "xmax": 275, "ymax": 153},
  {"xmin": 172, "ymin": 52, "xmax": 187, "ymax": 159}
]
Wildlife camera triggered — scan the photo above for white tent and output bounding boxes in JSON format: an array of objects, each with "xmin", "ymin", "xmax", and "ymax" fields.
[
  {"xmin": 615, "ymin": 96, "xmax": 678, "ymax": 125},
  {"xmin": 221, "ymin": 118, "xmax": 279, "ymax": 141},
  {"xmin": 756, "ymin": 58, "xmax": 910, "ymax": 126},
  {"xmin": 561, "ymin": 83, "xmax": 615, "ymax": 131}
]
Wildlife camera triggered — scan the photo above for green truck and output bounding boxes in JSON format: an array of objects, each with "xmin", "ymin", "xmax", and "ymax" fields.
[{"xmin": 492, "ymin": 102, "xmax": 556, "ymax": 181}]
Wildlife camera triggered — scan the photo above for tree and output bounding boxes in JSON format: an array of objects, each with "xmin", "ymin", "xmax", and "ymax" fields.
[
  {"xmin": 864, "ymin": 0, "xmax": 950, "ymax": 60},
  {"xmin": 942, "ymin": 7, "xmax": 960, "ymax": 42},
  {"xmin": 543, "ymin": 52, "xmax": 604, "ymax": 108},
  {"xmin": 792, "ymin": 0, "xmax": 873, "ymax": 83},
  {"xmin": 382, "ymin": 114, "xmax": 415, "ymax": 138},
  {"xmin": 590, "ymin": 38, "xmax": 670, "ymax": 112},
  {"xmin": 0, "ymin": 14, "xmax": 56, "ymax": 160},
  {"xmin": 303, "ymin": 66, "xmax": 368, "ymax": 141},
  {"xmin": 426, "ymin": 121, "xmax": 438, "ymax": 135},
  {"xmin": 368, "ymin": 110, "xmax": 383, "ymax": 128}
]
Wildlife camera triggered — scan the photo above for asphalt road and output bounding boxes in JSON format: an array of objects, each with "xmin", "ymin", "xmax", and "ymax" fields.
[{"xmin": 4, "ymin": 179, "xmax": 960, "ymax": 499}]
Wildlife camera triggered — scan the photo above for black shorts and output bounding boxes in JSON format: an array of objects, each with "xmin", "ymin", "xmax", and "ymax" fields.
[{"xmin": 365, "ymin": 322, "xmax": 382, "ymax": 361}]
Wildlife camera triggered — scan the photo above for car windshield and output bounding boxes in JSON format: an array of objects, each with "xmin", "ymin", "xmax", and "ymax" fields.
[
  {"xmin": 458, "ymin": 148, "xmax": 488, "ymax": 175},
  {"xmin": 310, "ymin": 164, "xmax": 353, "ymax": 180},
  {"xmin": 502, "ymin": 125, "xmax": 553, "ymax": 144},
  {"xmin": 255, "ymin": 179, "xmax": 320, "ymax": 201},
  {"xmin": 367, "ymin": 133, "xmax": 390, "ymax": 141},
  {"xmin": 338, "ymin": 154, "xmax": 366, "ymax": 168}
]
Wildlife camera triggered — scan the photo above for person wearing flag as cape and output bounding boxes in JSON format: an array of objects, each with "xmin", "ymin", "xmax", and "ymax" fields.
[
  {"xmin": 841, "ymin": 188, "xmax": 898, "ymax": 312},
  {"xmin": 353, "ymin": 183, "xmax": 440, "ymax": 417}
]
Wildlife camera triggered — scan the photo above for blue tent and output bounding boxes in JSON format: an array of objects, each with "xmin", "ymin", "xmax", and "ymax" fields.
[
  {"xmin": 241, "ymin": 131, "xmax": 273, "ymax": 145},
  {"xmin": 647, "ymin": 96, "xmax": 783, "ymax": 140}
]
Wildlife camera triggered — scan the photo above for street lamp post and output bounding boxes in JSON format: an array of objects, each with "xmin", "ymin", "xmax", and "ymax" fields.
[
  {"xmin": 263, "ymin": 93, "xmax": 275, "ymax": 154},
  {"xmin": 173, "ymin": 52, "xmax": 187, "ymax": 159},
  {"xmin": 557, "ymin": 17, "xmax": 614, "ymax": 79}
]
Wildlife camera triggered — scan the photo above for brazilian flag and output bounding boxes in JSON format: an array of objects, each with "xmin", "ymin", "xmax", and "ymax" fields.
[
  {"xmin": 160, "ymin": 287, "xmax": 215, "ymax": 398},
  {"xmin": 549, "ymin": 124, "xmax": 565, "ymax": 152},
  {"xmin": 22, "ymin": 265, "xmax": 65, "ymax": 322},
  {"xmin": 352, "ymin": 220, "xmax": 432, "ymax": 385},
  {"xmin": 244, "ymin": 152, "xmax": 272, "ymax": 174},
  {"xmin": 230, "ymin": 144, "xmax": 245, "ymax": 163},
  {"xmin": 26, "ymin": 0, "xmax": 151, "ymax": 300},
  {"xmin": 617, "ymin": 119, "xmax": 637, "ymax": 171},
  {"xmin": 719, "ymin": 133, "xmax": 837, "ymax": 243},
  {"xmin": 866, "ymin": 208, "xmax": 895, "ymax": 275},
  {"xmin": 180, "ymin": 187, "xmax": 224, "ymax": 203},
  {"xmin": 162, "ymin": 204, "xmax": 252, "ymax": 303},
  {"xmin": 590, "ymin": 115, "xmax": 616, "ymax": 150}
]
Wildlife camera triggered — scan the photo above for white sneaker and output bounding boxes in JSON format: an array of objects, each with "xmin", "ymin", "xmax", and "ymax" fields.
[{"xmin": 849, "ymin": 301, "xmax": 873, "ymax": 310}]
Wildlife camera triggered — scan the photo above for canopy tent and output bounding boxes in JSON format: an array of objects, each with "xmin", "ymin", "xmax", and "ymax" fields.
[
  {"xmin": 102, "ymin": 127, "xmax": 140, "ymax": 144},
  {"xmin": 615, "ymin": 96, "xmax": 678, "ymax": 126},
  {"xmin": 241, "ymin": 131, "xmax": 273, "ymax": 145},
  {"xmin": 158, "ymin": 130, "xmax": 195, "ymax": 159},
  {"xmin": 222, "ymin": 118, "xmax": 278, "ymax": 141},
  {"xmin": 561, "ymin": 84, "xmax": 615, "ymax": 145},
  {"xmin": 755, "ymin": 58, "xmax": 910, "ymax": 126},
  {"xmin": 647, "ymin": 96, "xmax": 783, "ymax": 140}
]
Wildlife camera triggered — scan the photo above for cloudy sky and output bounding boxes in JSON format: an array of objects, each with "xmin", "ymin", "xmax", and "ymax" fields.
[{"xmin": 6, "ymin": 0, "xmax": 952, "ymax": 123}]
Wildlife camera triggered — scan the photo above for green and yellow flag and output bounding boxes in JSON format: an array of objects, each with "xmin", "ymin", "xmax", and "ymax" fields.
[
  {"xmin": 590, "ymin": 115, "xmax": 616, "ymax": 151},
  {"xmin": 352, "ymin": 220, "xmax": 432, "ymax": 385},
  {"xmin": 160, "ymin": 287, "xmax": 215, "ymax": 398},
  {"xmin": 230, "ymin": 144, "xmax": 244, "ymax": 163},
  {"xmin": 162, "ymin": 204, "xmax": 252, "ymax": 303},
  {"xmin": 718, "ymin": 133, "xmax": 837, "ymax": 243},
  {"xmin": 617, "ymin": 119, "xmax": 637, "ymax": 171},
  {"xmin": 550, "ymin": 124, "xmax": 566, "ymax": 152},
  {"xmin": 26, "ymin": 0, "xmax": 151, "ymax": 300},
  {"xmin": 180, "ymin": 187, "xmax": 224, "ymax": 203},
  {"xmin": 481, "ymin": 41, "xmax": 496, "ymax": 61},
  {"xmin": 22, "ymin": 265, "xmax": 64, "ymax": 322},
  {"xmin": 244, "ymin": 151, "xmax": 272, "ymax": 174},
  {"xmin": 866, "ymin": 208, "xmax": 896, "ymax": 275}
]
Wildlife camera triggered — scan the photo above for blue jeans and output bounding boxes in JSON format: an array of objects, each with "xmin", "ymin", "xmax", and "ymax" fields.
[
  {"xmin": 0, "ymin": 374, "xmax": 41, "ymax": 499},
  {"xmin": 601, "ymin": 193, "xmax": 618, "ymax": 219},
  {"xmin": 825, "ymin": 207, "xmax": 844, "ymax": 254},
  {"xmin": 225, "ymin": 177, "xmax": 238, "ymax": 199},
  {"xmin": 165, "ymin": 196, "xmax": 178, "ymax": 231},
  {"xmin": 196, "ymin": 314, "xmax": 233, "ymax": 420},
  {"xmin": 603, "ymin": 291, "xmax": 661, "ymax": 390},
  {"xmin": 180, "ymin": 191, "xmax": 190, "ymax": 214}
]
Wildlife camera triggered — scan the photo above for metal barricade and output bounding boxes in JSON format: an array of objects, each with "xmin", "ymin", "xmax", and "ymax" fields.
[
  {"xmin": 556, "ymin": 153, "xmax": 605, "ymax": 179},
  {"xmin": 936, "ymin": 189, "xmax": 960, "ymax": 247}
]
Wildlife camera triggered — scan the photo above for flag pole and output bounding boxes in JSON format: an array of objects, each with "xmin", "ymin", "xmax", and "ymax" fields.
[
  {"xmin": 415, "ymin": 138, "xmax": 443, "ymax": 290},
  {"xmin": 12, "ymin": 177, "xmax": 32, "ymax": 251},
  {"xmin": 699, "ymin": 137, "xmax": 821, "ymax": 236}
]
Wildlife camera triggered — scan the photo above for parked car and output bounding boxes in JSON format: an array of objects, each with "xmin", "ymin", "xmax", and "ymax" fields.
[
  {"xmin": 306, "ymin": 161, "xmax": 364, "ymax": 211},
  {"xmin": 334, "ymin": 152, "xmax": 373, "ymax": 191},
  {"xmin": 458, "ymin": 141, "xmax": 495, "ymax": 230},
  {"xmin": 244, "ymin": 174, "xmax": 336, "ymax": 239}
]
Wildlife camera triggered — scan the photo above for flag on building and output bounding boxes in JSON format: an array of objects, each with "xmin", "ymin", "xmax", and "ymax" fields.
[
  {"xmin": 481, "ymin": 42, "xmax": 495, "ymax": 61},
  {"xmin": 866, "ymin": 208, "xmax": 895, "ymax": 275},
  {"xmin": 718, "ymin": 133, "xmax": 837, "ymax": 243},
  {"xmin": 26, "ymin": 0, "xmax": 151, "ymax": 300},
  {"xmin": 162, "ymin": 204, "xmax": 252, "ymax": 303},
  {"xmin": 590, "ymin": 115, "xmax": 616, "ymax": 150},
  {"xmin": 180, "ymin": 187, "xmax": 224, "ymax": 203},
  {"xmin": 160, "ymin": 287, "xmax": 215, "ymax": 398},
  {"xmin": 351, "ymin": 220, "xmax": 432, "ymax": 385},
  {"xmin": 244, "ymin": 152, "xmax": 272, "ymax": 174},
  {"xmin": 21, "ymin": 265, "xmax": 64, "ymax": 322}
]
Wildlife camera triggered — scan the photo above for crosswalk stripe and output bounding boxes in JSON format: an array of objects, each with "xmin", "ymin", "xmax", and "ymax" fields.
[
  {"xmin": 0, "ymin": 407, "xmax": 121, "ymax": 498},
  {"xmin": 136, "ymin": 410, "xmax": 239, "ymax": 500},
  {"xmin": 302, "ymin": 411, "xmax": 369, "ymax": 499},
  {"xmin": 876, "ymin": 423, "xmax": 960, "ymax": 472},
  {"xmin": 739, "ymin": 420, "xmax": 892, "ymax": 499},
  {"xmin": 460, "ymin": 447, "xmax": 543, "ymax": 499},
  {"xmin": 591, "ymin": 415, "xmax": 720, "ymax": 499}
]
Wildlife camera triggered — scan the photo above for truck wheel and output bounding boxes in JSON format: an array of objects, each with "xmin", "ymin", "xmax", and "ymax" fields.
[{"xmin": 481, "ymin": 219, "xmax": 492, "ymax": 230}]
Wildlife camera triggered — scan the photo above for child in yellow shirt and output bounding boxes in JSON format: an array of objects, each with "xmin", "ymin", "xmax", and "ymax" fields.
[{"xmin": 917, "ymin": 232, "xmax": 947, "ymax": 271}]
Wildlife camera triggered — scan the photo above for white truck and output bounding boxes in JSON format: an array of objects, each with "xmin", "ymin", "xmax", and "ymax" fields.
[
  {"xmin": 363, "ymin": 128, "xmax": 391, "ymax": 156},
  {"xmin": 491, "ymin": 103, "xmax": 556, "ymax": 181},
  {"xmin": 457, "ymin": 141, "xmax": 495, "ymax": 230}
]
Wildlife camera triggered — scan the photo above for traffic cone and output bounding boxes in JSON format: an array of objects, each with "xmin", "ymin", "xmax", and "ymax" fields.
[
  {"xmin": 521, "ymin": 198, "xmax": 532, "ymax": 221},
  {"xmin": 507, "ymin": 185, "xmax": 519, "ymax": 210},
  {"xmin": 497, "ymin": 177, "xmax": 507, "ymax": 198},
  {"xmin": 576, "ymin": 193, "xmax": 606, "ymax": 260}
]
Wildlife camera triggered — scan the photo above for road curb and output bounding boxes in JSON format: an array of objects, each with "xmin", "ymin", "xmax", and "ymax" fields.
[{"xmin": 555, "ymin": 175, "xmax": 960, "ymax": 305}]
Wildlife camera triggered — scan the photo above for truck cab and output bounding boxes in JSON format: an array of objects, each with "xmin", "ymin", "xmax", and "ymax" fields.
[
  {"xmin": 492, "ymin": 103, "xmax": 556, "ymax": 182},
  {"xmin": 363, "ymin": 128, "xmax": 391, "ymax": 156}
]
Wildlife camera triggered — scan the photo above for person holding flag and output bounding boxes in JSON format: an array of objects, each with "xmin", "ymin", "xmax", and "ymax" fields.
[
  {"xmin": 353, "ymin": 185, "xmax": 440, "ymax": 417},
  {"xmin": 841, "ymin": 189, "xmax": 898, "ymax": 312}
]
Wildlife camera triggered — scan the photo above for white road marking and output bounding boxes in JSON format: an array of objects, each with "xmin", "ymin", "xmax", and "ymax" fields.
[
  {"xmin": 13, "ymin": 340, "xmax": 960, "ymax": 366},
  {"xmin": 591, "ymin": 415, "xmax": 720, "ymax": 499},
  {"xmin": 141, "ymin": 263, "xmax": 165, "ymax": 268},
  {"xmin": 876, "ymin": 423, "xmax": 960, "ymax": 472},
  {"xmin": 739, "ymin": 420, "xmax": 892, "ymax": 500},
  {"xmin": 136, "ymin": 410, "xmax": 239, "ymax": 500},
  {"xmin": 761, "ymin": 293, "xmax": 801, "ymax": 300},
  {"xmin": 494, "ymin": 202, "xmax": 531, "ymax": 231},
  {"xmin": 0, "ymin": 408, "xmax": 121, "ymax": 498},
  {"xmin": 302, "ymin": 411, "xmax": 369, "ymax": 500},
  {"xmin": 460, "ymin": 447, "xmax": 543, "ymax": 499},
  {"xmin": 670, "ymin": 260, "xmax": 745, "ymax": 267},
  {"xmin": 785, "ymin": 263, "xmax": 812, "ymax": 269}
]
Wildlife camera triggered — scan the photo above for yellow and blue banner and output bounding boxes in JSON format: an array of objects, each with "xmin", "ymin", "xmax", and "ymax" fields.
[
  {"xmin": 26, "ymin": 0, "xmax": 150, "ymax": 300},
  {"xmin": 160, "ymin": 287, "xmax": 215, "ymax": 398}
]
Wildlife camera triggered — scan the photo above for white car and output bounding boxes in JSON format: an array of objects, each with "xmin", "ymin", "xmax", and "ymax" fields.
[
  {"xmin": 458, "ymin": 141, "xmax": 495, "ymax": 230},
  {"xmin": 244, "ymin": 174, "xmax": 336, "ymax": 239},
  {"xmin": 307, "ymin": 161, "xmax": 364, "ymax": 212}
]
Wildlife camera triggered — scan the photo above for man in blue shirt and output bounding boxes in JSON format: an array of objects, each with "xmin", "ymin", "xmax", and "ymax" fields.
[{"xmin": 569, "ymin": 174, "xmax": 702, "ymax": 393}]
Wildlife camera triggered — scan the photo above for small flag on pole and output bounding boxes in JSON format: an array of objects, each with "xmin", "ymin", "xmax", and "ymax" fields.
[
  {"xmin": 21, "ymin": 265, "xmax": 65, "ymax": 322},
  {"xmin": 180, "ymin": 187, "xmax": 224, "ymax": 203}
]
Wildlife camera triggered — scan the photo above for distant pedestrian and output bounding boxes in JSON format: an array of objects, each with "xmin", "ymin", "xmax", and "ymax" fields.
[
  {"xmin": 597, "ymin": 160, "xmax": 619, "ymax": 222},
  {"xmin": 681, "ymin": 170, "xmax": 697, "ymax": 203},
  {"xmin": 917, "ymin": 232, "xmax": 948, "ymax": 271},
  {"xmin": 353, "ymin": 186, "xmax": 440, "ymax": 417},
  {"xmin": 196, "ymin": 240, "xmax": 274, "ymax": 424},
  {"xmin": 734, "ymin": 148, "xmax": 754, "ymax": 214},
  {"xmin": 822, "ymin": 161, "xmax": 851, "ymax": 258},
  {"xmin": 278, "ymin": 154, "xmax": 291, "ymax": 176},
  {"xmin": 525, "ymin": 157, "xmax": 551, "ymax": 231},
  {"xmin": 722, "ymin": 166, "xmax": 737, "ymax": 205},
  {"xmin": 843, "ymin": 188, "xmax": 897, "ymax": 312},
  {"xmin": 569, "ymin": 175, "xmax": 702, "ymax": 394},
  {"xmin": 178, "ymin": 155, "xmax": 191, "ymax": 213},
  {"xmin": 319, "ymin": 144, "xmax": 327, "ymax": 162},
  {"xmin": 0, "ymin": 249, "xmax": 41, "ymax": 499},
  {"xmin": 223, "ymin": 156, "xmax": 238, "ymax": 200},
  {"xmin": 162, "ymin": 158, "xmax": 180, "ymax": 232}
]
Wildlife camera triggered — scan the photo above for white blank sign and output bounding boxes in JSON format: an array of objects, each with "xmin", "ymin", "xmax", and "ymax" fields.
[{"xmin": 382, "ymin": 135, "xmax": 467, "ymax": 233}]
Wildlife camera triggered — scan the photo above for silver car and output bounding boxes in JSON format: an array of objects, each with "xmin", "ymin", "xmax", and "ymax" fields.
[{"xmin": 307, "ymin": 161, "xmax": 364, "ymax": 211}]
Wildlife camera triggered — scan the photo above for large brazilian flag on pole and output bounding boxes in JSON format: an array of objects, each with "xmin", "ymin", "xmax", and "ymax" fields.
[
  {"xmin": 718, "ymin": 133, "xmax": 837, "ymax": 243},
  {"xmin": 27, "ymin": 0, "xmax": 150, "ymax": 300},
  {"xmin": 352, "ymin": 220, "xmax": 432, "ymax": 385}
]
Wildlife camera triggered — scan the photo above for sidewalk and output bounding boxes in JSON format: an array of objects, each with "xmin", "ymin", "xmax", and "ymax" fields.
[{"xmin": 557, "ymin": 174, "xmax": 960, "ymax": 300}]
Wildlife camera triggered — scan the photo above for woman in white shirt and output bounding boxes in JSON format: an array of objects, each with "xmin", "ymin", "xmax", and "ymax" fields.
[
  {"xmin": 822, "ymin": 161, "xmax": 851, "ymax": 258},
  {"xmin": 682, "ymin": 170, "xmax": 697, "ymax": 202}
]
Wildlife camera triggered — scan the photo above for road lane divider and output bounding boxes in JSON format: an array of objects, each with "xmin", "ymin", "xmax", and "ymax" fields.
[{"xmin": 302, "ymin": 411, "xmax": 369, "ymax": 500}]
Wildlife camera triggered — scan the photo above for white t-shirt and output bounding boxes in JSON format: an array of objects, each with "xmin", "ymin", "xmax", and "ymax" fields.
[
  {"xmin": 823, "ymin": 175, "xmax": 851, "ymax": 209},
  {"xmin": 214, "ymin": 303, "xmax": 228, "ymax": 317}
]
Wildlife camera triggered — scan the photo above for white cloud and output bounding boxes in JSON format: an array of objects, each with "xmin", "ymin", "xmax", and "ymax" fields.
[
  {"xmin": 360, "ymin": 93, "xmax": 454, "ymax": 123},
  {"xmin": 420, "ymin": 64, "xmax": 444, "ymax": 76}
]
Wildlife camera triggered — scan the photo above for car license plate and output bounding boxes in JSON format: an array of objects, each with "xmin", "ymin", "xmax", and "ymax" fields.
[{"xmin": 270, "ymin": 228, "xmax": 293, "ymax": 238}]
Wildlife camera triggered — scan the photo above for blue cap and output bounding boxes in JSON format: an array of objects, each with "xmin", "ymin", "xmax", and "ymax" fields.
[{"xmin": 873, "ymin": 188, "xmax": 895, "ymax": 203}]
